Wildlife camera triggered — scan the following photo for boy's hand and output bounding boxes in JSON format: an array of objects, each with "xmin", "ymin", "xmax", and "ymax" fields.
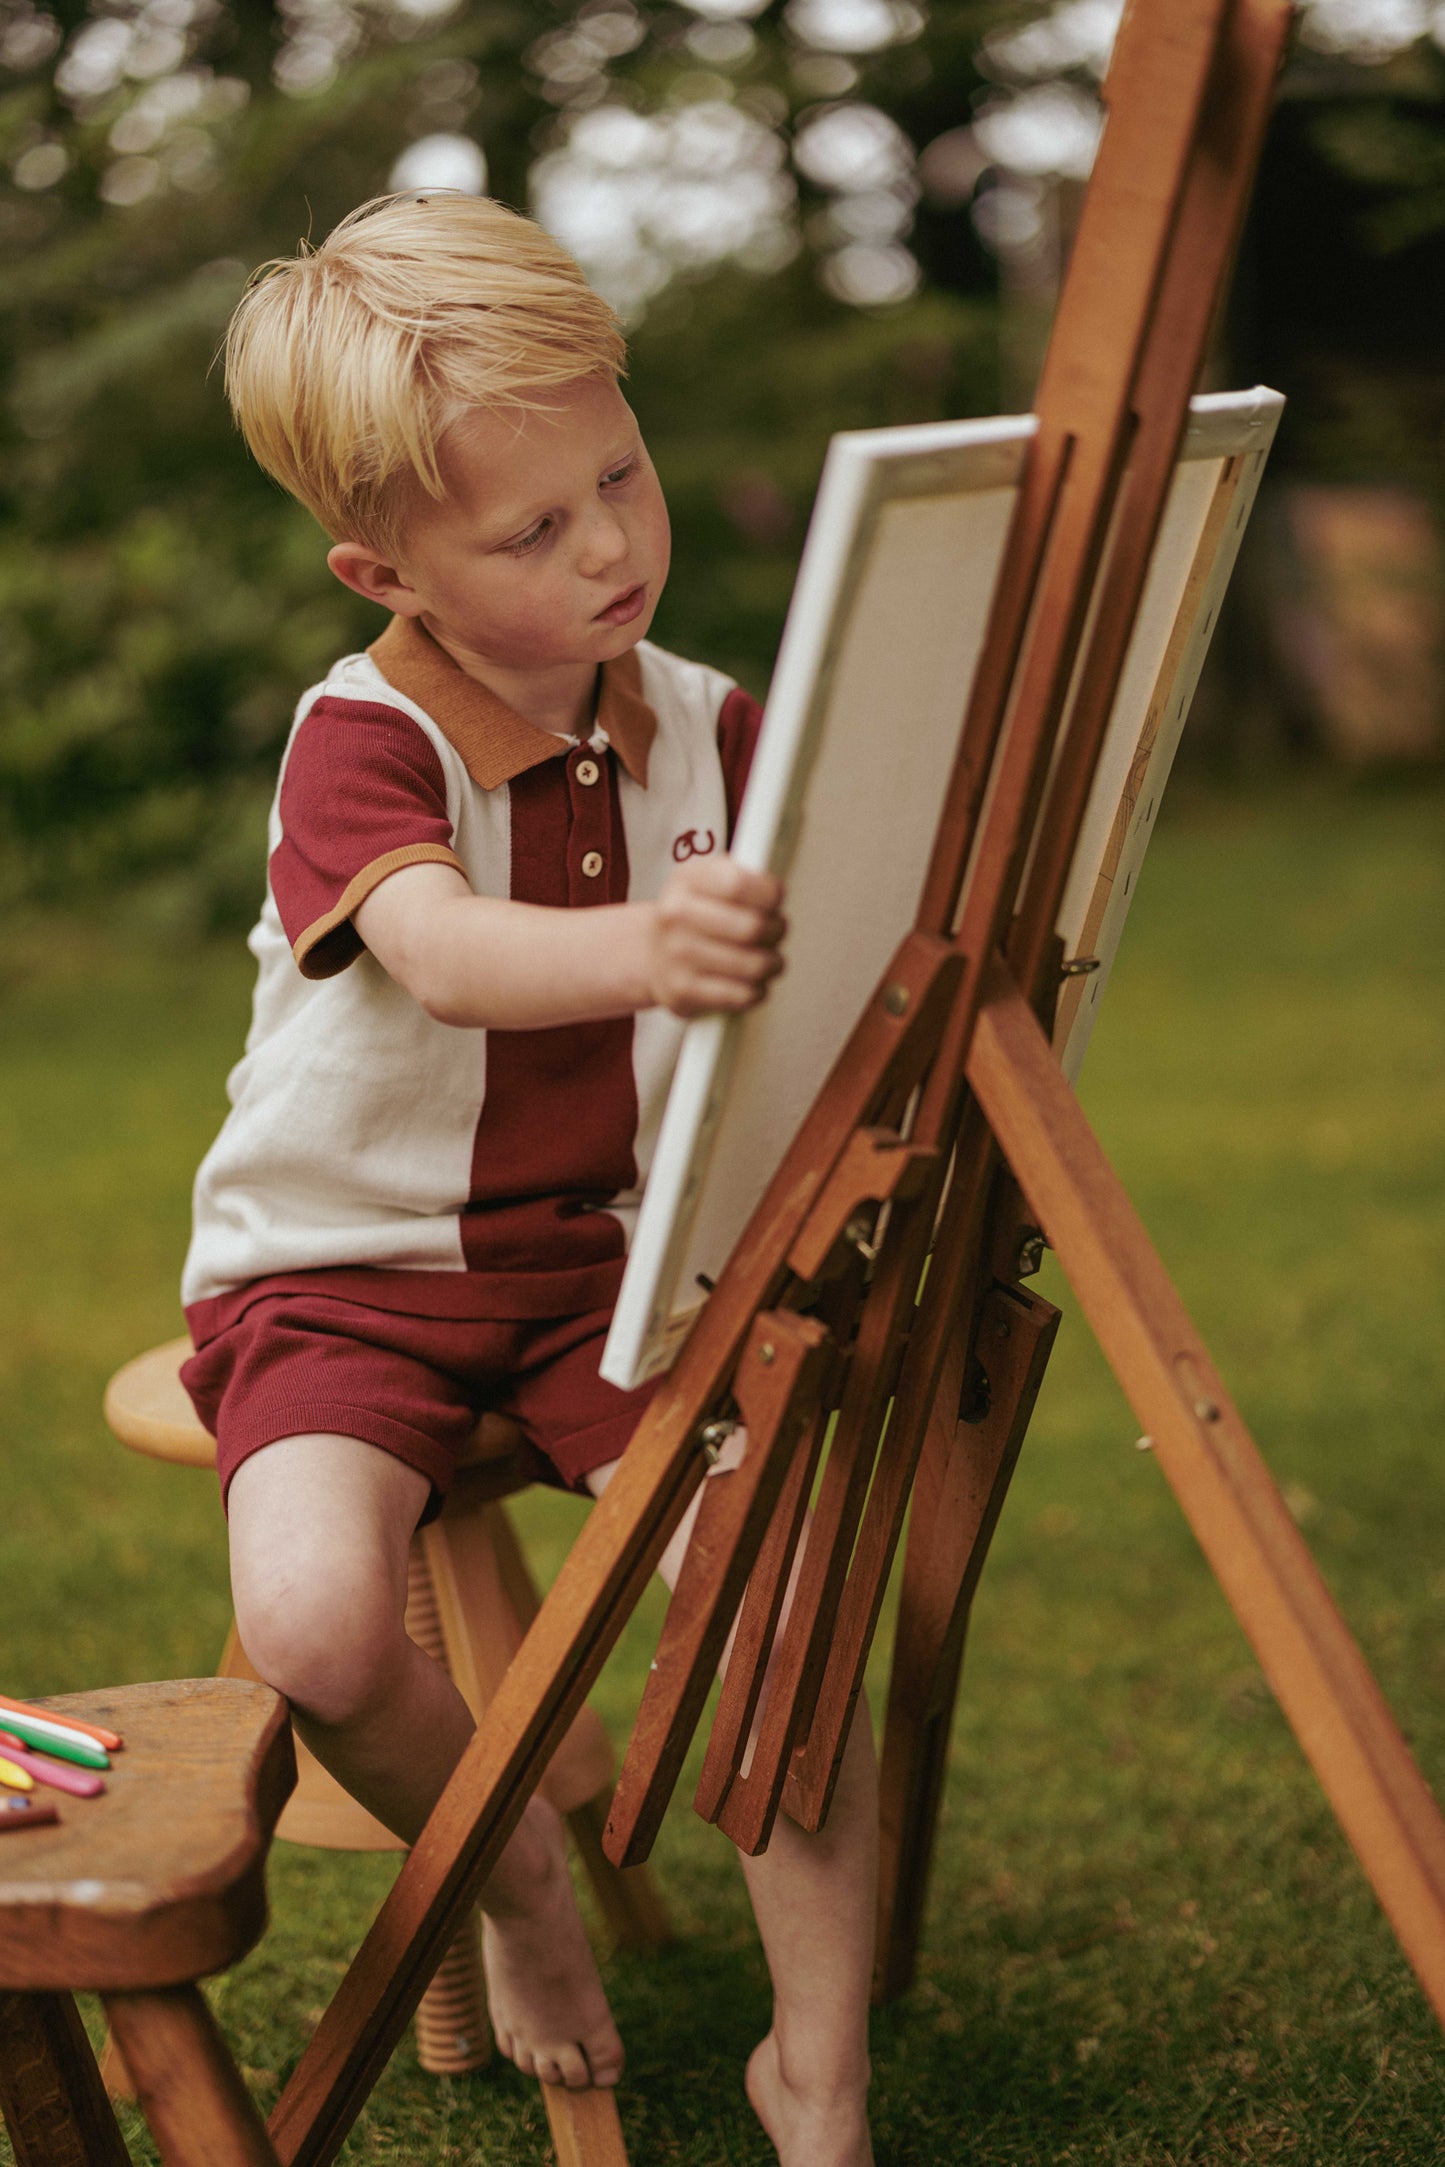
[{"xmin": 649, "ymin": 855, "xmax": 786, "ymax": 1019}]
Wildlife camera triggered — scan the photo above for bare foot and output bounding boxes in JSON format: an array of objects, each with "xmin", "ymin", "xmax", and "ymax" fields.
[
  {"xmin": 480, "ymin": 1796, "xmax": 624, "ymax": 2090},
  {"xmin": 746, "ymin": 2031, "xmax": 874, "ymax": 2167}
]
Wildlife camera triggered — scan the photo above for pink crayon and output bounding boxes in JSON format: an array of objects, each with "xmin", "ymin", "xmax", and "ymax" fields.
[{"xmin": 0, "ymin": 1731, "xmax": 105, "ymax": 1799}]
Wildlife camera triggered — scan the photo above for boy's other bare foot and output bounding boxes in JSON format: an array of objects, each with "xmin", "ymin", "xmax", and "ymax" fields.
[
  {"xmin": 745, "ymin": 2031, "xmax": 874, "ymax": 2167},
  {"xmin": 481, "ymin": 1796, "xmax": 624, "ymax": 2090}
]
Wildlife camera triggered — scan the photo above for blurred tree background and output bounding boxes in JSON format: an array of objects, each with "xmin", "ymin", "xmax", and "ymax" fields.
[{"xmin": 1, "ymin": 0, "xmax": 1442, "ymax": 928}]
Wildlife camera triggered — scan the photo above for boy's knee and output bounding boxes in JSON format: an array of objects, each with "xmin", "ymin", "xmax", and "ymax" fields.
[{"xmin": 233, "ymin": 1563, "xmax": 404, "ymax": 1728}]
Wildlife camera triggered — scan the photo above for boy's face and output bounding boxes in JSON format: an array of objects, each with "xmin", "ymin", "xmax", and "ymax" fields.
[{"xmin": 334, "ymin": 374, "xmax": 671, "ymax": 690}]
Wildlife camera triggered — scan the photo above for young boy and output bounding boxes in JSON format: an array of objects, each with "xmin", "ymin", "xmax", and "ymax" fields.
[{"xmin": 182, "ymin": 191, "xmax": 878, "ymax": 2167}]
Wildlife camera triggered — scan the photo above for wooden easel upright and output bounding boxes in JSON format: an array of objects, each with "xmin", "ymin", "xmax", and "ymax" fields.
[{"xmin": 262, "ymin": 4, "xmax": 1445, "ymax": 2161}]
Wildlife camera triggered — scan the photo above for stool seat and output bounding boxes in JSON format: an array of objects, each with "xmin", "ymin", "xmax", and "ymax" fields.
[
  {"xmin": 0, "ymin": 1679, "xmax": 294, "ymax": 1993},
  {"xmin": 106, "ymin": 1335, "xmax": 546, "ymax": 1495}
]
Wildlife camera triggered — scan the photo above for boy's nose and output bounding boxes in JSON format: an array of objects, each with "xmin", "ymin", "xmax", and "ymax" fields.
[{"xmin": 578, "ymin": 510, "xmax": 629, "ymax": 577}]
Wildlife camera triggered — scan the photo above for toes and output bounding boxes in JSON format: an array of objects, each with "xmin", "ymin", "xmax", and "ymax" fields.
[
  {"xmin": 548, "ymin": 2043, "xmax": 592, "ymax": 2090},
  {"xmin": 584, "ymin": 2032, "xmax": 625, "ymax": 2088}
]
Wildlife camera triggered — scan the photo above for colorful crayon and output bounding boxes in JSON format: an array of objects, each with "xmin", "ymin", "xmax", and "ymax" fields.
[
  {"xmin": 0, "ymin": 1795, "xmax": 60, "ymax": 1831},
  {"xmin": 0, "ymin": 1755, "xmax": 34, "ymax": 1792},
  {"xmin": 0, "ymin": 1694, "xmax": 121, "ymax": 1752},
  {"xmin": 0, "ymin": 1711, "xmax": 109, "ymax": 1770},
  {"xmin": 0, "ymin": 1734, "xmax": 104, "ymax": 1799}
]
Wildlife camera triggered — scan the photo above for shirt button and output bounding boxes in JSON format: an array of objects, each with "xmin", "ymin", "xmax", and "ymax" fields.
[
  {"xmin": 581, "ymin": 850, "xmax": 604, "ymax": 878},
  {"xmin": 575, "ymin": 757, "xmax": 600, "ymax": 786}
]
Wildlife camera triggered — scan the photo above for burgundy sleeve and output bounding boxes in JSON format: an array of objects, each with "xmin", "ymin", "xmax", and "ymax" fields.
[
  {"xmin": 270, "ymin": 697, "xmax": 465, "ymax": 979},
  {"xmin": 716, "ymin": 685, "xmax": 765, "ymax": 841}
]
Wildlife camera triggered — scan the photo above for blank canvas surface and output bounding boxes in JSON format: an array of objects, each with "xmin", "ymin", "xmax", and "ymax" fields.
[{"xmin": 603, "ymin": 390, "xmax": 1282, "ymax": 1388}]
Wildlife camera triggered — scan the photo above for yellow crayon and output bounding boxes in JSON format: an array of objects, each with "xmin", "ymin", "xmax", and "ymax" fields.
[{"xmin": 0, "ymin": 1756, "xmax": 34, "ymax": 1793}]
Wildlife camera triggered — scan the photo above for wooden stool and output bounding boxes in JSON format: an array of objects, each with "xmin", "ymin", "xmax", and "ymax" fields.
[
  {"xmin": 0, "ymin": 1677, "xmax": 294, "ymax": 2167},
  {"xmin": 103, "ymin": 1339, "xmax": 668, "ymax": 2086}
]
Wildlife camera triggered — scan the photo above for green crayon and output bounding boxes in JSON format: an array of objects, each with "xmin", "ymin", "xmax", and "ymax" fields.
[{"xmin": 0, "ymin": 1711, "xmax": 109, "ymax": 1770}]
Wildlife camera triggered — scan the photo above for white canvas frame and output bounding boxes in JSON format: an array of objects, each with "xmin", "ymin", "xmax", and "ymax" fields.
[{"xmin": 603, "ymin": 388, "xmax": 1283, "ymax": 1389}]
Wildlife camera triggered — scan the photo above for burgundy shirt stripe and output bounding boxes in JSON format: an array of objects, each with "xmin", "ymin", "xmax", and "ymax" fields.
[
  {"xmin": 461, "ymin": 745, "xmax": 638, "ymax": 1276},
  {"xmin": 717, "ymin": 686, "xmax": 765, "ymax": 837},
  {"xmin": 270, "ymin": 699, "xmax": 453, "ymax": 955}
]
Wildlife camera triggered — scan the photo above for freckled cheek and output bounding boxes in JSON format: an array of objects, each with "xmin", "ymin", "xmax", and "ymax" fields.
[{"xmin": 489, "ymin": 579, "xmax": 578, "ymax": 658}]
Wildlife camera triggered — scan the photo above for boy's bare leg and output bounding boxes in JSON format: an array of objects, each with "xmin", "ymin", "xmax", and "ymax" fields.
[
  {"xmin": 735, "ymin": 1711, "xmax": 876, "ymax": 2167},
  {"xmin": 227, "ymin": 1432, "xmax": 624, "ymax": 2090},
  {"xmin": 589, "ymin": 1454, "xmax": 876, "ymax": 2167}
]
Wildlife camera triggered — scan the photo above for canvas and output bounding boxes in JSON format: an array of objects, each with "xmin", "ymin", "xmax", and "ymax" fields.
[{"xmin": 604, "ymin": 388, "xmax": 1284, "ymax": 1390}]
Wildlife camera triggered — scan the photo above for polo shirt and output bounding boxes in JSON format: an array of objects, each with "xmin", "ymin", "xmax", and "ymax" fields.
[{"xmin": 182, "ymin": 615, "xmax": 762, "ymax": 1337}]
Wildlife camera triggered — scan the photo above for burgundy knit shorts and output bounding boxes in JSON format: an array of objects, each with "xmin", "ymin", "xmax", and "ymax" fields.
[{"xmin": 181, "ymin": 1291, "xmax": 657, "ymax": 1514}]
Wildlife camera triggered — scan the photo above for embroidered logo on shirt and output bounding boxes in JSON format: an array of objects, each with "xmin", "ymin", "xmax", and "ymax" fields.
[{"xmin": 672, "ymin": 828, "xmax": 716, "ymax": 862}]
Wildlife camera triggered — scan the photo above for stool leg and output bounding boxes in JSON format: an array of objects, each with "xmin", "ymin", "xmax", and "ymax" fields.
[
  {"xmin": 103, "ymin": 1985, "xmax": 277, "ymax": 2167},
  {"xmin": 403, "ymin": 1544, "xmax": 493, "ymax": 2077},
  {"xmin": 409, "ymin": 1910, "xmax": 491, "ymax": 2076},
  {"xmin": 97, "ymin": 2028, "xmax": 135, "ymax": 2104},
  {"xmin": 477, "ymin": 1508, "xmax": 672, "ymax": 1954},
  {"xmin": 0, "ymin": 1989, "xmax": 129, "ymax": 2167},
  {"xmin": 542, "ymin": 2080, "xmax": 630, "ymax": 2167},
  {"xmin": 564, "ymin": 1794, "xmax": 673, "ymax": 1955}
]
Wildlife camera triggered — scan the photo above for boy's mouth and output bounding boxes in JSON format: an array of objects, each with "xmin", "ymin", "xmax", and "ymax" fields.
[{"xmin": 595, "ymin": 582, "xmax": 647, "ymax": 627}]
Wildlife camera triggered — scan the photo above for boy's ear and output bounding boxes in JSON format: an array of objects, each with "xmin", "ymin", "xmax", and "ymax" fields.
[{"xmin": 327, "ymin": 540, "xmax": 424, "ymax": 616}]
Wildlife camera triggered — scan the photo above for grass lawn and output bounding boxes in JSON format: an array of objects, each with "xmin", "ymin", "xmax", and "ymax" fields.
[{"xmin": 1, "ymin": 776, "xmax": 1443, "ymax": 2164}]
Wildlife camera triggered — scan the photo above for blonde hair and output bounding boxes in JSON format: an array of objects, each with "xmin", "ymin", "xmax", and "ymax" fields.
[{"xmin": 223, "ymin": 192, "xmax": 626, "ymax": 554}]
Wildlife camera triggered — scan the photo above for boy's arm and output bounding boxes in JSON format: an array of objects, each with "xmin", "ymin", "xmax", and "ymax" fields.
[{"xmin": 353, "ymin": 856, "xmax": 786, "ymax": 1030}]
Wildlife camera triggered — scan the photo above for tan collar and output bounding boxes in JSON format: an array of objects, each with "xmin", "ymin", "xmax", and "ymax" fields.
[{"xmin": 368, "ymin": 616, "xmax": 656, "ymax": 790}]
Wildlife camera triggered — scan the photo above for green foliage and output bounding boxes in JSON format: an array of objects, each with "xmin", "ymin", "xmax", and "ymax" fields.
[
  {"xmin": 1310, "ymin": 89, "xmax": 1445, "ymax": 255},
  {"xmin": 0, "ymin": 0, "xmax": 1012, "ymax": 915}
]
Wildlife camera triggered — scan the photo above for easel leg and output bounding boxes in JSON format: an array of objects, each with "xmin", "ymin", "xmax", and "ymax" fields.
[
  {"xmin": 541, "ymin": 2078, "xmax": 629, "ymax": 2167},
  {"xmin": 970, "ymin": 968, "xmax": 1445, "ymax": 2022},
  {"xmin": 0, "ymin": 1989, "xmax": 130, "ymax": 2167},
  {"xmin": 874, "ymin": 1281, "xmax": 1059, "ymax": 2003},
  {"xmin": 467, "ymin": 1509, "xmax": 672, "ymax": 1948}
]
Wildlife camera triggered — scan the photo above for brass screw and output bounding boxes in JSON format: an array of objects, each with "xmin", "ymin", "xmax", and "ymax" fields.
[
  {"xmin": 699, "ymin": 1418, "xmax": 736, "ymax": 1466},
  {"xmin": 844, "ymin": 1214, "xmax": 879, "ymax": 1265},
  {"xmin": 1193, "ymin": 1398, "xmax": 1220, "ymax": 1423},
  {"xmin": 759, "ymin": 1342, "xmax": 776, "ymax": 1366},
  {"xmin": 882, "ymin": 982, "xmax": 910, "ymax": 1016},
  {"xmin": 1135, "ymin": 1435, "xmax": 1156, "ymax": 1452}
]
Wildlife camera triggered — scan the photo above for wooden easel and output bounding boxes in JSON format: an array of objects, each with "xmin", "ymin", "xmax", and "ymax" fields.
[{"xmin": 257, "ymin": 4, "xmax": 1445, "ymax": 2160}]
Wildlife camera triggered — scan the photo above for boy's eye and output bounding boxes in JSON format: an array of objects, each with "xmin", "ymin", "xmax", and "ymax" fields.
[
  {"xmin": 504, "ymin": 517, "xmax": 552, "ymax": 556},
  {"xmin": 603, "ymin": 457, "xmax": 638, "ymax": 488}
]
